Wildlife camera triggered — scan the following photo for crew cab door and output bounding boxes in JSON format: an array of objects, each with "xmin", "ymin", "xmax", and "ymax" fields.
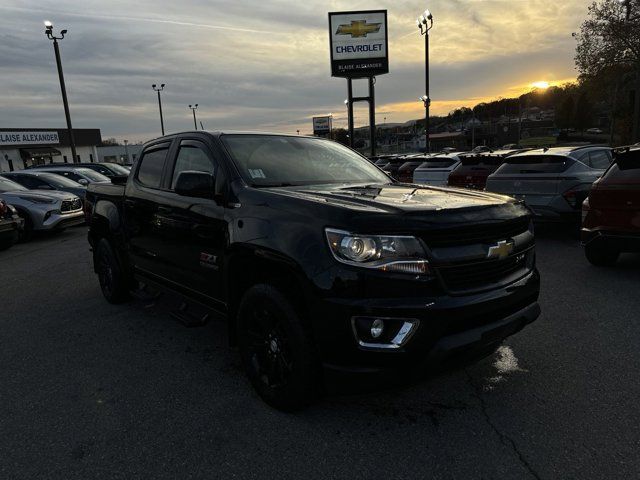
[
  {"xmin": 156, "ymin": 138, "xmax": 227, "ymax": 307},
  {"xmin": 125, "ymin": 141, "xmax": 173, "ymax": 277}
]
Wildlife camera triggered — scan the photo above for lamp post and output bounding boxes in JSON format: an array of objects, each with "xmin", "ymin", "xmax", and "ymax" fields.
[
  {"xmin": 619, "ymin": 0, "xmax": 640, "ymax": 142},
  {"xmin": 123, "ymin": 139, "xmax": 129, "ymax": 164},
  {"xmin": 344, "ymin": 99, "xmax": 353, "ymax": 147},
  {"xmin": 189, "ymin": 104, "xmax": 199, "ymax": 130},
  {"xmin": 152, "ymin": 84, "xmax": 166, "ymax": 135},
  {"xmin": 328, "ymin": 113, "xmax": 333, "ymax": 140},
  {"xmin": 417, "ymin": 9, "xmax": 434, "ymax": 153},
  {"xmin": 44, "ymin": 21, "xmax": 77, "ymax": 164}
]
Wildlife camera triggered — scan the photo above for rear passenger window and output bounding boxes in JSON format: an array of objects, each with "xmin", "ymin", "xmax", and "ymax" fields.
[
  {"xmin": 137, "ymin": 148, "xmax": 168, "ymax": 188},
  {"xmin": 171, "ymin": 144, "xmax": 215, "ymax": 189},
  {"xmin": 588, "ymin": 150, "xmax": 611, "ymax": 169}
]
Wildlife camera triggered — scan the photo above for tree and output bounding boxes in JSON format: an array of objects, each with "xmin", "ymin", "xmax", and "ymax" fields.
[
  {"xmin": 556, "ymin": 95, "xmax": 575, "ymax": 132},
  {"xmin": 574, "ymin": 92, "xmax": 594, "ymax": 133},
  {"xmin": 574, "ymin": 0, "xmax": 640, "ymax": 141},
  {"xmin": 100, "ymin": 138, "xmax": 119, "ymax": 146}
]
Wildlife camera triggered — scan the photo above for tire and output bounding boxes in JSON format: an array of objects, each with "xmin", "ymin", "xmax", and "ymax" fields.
[
  {"xmin": 17, "ymin": 212, "xmax": 33, "ymax": 242},
  {"xmin": 95, "ymin": 238, "xmax": 131, "ymax": 303},
  {"xmin": 585, "ymin": 243, "xmax": 619, "ymax": 266},
  {"xmin": 237, "ymin": 284, "xmax": 321, "ymax": 411}
]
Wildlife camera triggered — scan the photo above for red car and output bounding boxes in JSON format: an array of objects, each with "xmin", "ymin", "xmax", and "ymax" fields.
[
  {"xmin": 396, "ymin": 157, "xmax": 429, "ymax": 183},
  {"xmin": 582, "ymin": 146, "xmax": 640, "ymax": 265},
  {"xmin": 447, "ymin": 149, "xmax": 527, "ymax": 190}
]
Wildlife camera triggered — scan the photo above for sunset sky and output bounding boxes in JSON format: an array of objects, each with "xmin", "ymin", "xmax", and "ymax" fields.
[{"xmin": 0, "ymin": 0, "xmax": 589, "ymax": 142}]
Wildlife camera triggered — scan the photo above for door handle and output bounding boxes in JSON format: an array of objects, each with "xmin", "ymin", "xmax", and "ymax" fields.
[{"xmin": 157, "ymin": 206, "xmax": 172, "ymax": 214}]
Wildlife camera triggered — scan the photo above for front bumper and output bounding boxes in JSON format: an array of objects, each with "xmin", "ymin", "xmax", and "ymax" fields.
[
  {"xmin": 37, "ymin": 210, "xmax": 85, "ymax": 231},
  {"xmin": 312, "ymin": 269, "xmax": 540, "ymax": 374}
]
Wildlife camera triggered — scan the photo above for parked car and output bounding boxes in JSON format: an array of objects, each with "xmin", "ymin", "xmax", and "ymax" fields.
[
  {"xmin": 413, "ymin": 153, "xmax": 465, "ymax": 186},
  {"xmin": 2, "ymin": 171, "xmax": 87, "ymax": 201},
  {"xmin": 29, "ymin": 166, "xmax": 110, "ymax": 185},
  {"xmin": 381, "ymin": 155, "xmax": 411, "ymax": 179},
  {"xmin": 86, "ymin": 131, "xmax": 540, "ymax": 411},
  {"xmin": 582, "ymin": 146, "xmax": 640, "ymax": 265},
  {"xmin": 396, "ymin": 156, "xmax": 430, "ymax": 183},
  {"xmin": 448, "ymin": 149, "xmax": 528, "ymax": 190},
  {"xmin": 0, "ymin": 199, "xmax": 24, "ymax": 250},
  {"xmin": 0, "ymin": 176, "xmax": 84, "ymax": 240},
  {"xmin": 485, "ymin": 145, "xmax": 613, "ymax": 222},
  {"xmin": 29, "ymin": 161, "xmax": 130, "ymax": 178}
]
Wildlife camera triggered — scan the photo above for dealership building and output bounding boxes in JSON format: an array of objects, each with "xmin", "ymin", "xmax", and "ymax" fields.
[{"xmin": 0, "ymin": 128, "xmax": 102, "ymax": 172}]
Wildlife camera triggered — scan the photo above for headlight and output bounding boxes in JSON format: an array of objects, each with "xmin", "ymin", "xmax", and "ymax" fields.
[{"xmin": 325, "ymin": 228, "xmax": 430, "ymax": 274}]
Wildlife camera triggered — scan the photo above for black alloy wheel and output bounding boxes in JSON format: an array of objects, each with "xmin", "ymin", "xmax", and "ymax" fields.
[
  {"xmin": 96, "ymin": 238, "xmax": 131, "ymax": 304},
  {"xmin": 246, "ymin": 303, "xmax": 294, "ymax": 389},
  {"xmin": 238, "ymin": 284, "xmax": 320, "ymax": 411}
]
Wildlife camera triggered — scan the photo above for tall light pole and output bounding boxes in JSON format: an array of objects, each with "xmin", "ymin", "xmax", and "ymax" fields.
[
  {"xmin": 344, "ymin": 99, "xmax": 353, "ymax": 147},
  {"xmin": 619, "ymin": 0, "xmax": 640, "ymax": 142},
  {"xmin": 417, "ymin": 9, "xmax": 434, "ymax": 153},
  {"xmin": 44, "ymin": 21, "xmax": 77, "ymax": 164},
  {"xmin": 123, "ymin": 139, "xmax": 129, "ymax": 164},
  {"xmin": 189, "ymin": 104, "xmax": 198, "ymax": 130},
  {"xmin": 152, "ymin": 84, "xmax": 165, "ymax": 135}
]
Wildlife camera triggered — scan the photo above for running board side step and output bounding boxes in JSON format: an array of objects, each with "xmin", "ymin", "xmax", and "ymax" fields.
[{"xmin": 171, "ymin": 302, "xmax": 211, "ymax": 328}]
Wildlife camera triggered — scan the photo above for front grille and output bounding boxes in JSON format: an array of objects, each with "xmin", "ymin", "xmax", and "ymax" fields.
[
  {"xmin": 420, "ymin": 217, "xmax": 530, "ymax": 248},
  {"xmin": 61, "ymin": 198, "xmax": 82, "ymax": 212},
  {"xmin": 437, "ymin": 250, "xmax": 532, "ymax": 292}
]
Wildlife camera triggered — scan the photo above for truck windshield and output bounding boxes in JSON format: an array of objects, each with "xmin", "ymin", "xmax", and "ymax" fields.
[{"xmin": 221, "ymin": 135, "xmax": 390, "ymax": 187}]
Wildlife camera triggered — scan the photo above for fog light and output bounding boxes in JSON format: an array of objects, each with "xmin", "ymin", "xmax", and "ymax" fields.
[{"xmin": 370, "ymin": 318, "xmax": 384, "ymax": 338}]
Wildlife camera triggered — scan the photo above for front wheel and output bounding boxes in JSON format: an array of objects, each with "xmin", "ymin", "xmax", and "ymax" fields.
[
  {"xmin": 96, "ymin": 238, "xmax": 131, "ymax": 303},
  {"xmin": 237, "ymin": 284, "xmax": 321, "ymax": 411},
  {"xmin": 585, "ymin": 243, "xmax": 619, "ymax": 267}
]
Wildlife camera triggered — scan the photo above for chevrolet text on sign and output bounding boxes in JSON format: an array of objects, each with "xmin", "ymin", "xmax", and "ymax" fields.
[
  {"xmin": 328, "ymin": 10, "xmax": 389, "ymax": 78},
  {"xmin": 0, "ymin": 131, "xmax": 60, "ymax": 146}
]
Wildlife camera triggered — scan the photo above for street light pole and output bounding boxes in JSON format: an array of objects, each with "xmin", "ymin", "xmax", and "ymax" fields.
[
  {"xmin": 44, "ymin": 21, "xmax": 77, "ymax": 164},
  {"xmin": 619, "ymin": 0, "xmax": 640, "ymax": 141},
  {"xmin": 417, "ymin": 10, "xmax": 434, "ymax": 154},
  {"xmin": 152, "ymin": 84, "xmax": 166, "ymax": 135},
  {"xmin": 189, "ymin": 104, "xmax": 199, "ymax": 130}
]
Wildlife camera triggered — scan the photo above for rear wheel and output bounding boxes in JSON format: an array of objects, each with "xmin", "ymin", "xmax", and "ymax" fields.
[
  {"xmin": 237, "ymin": 284, "xmax": 320, "ymax": 411},
  {"xmin": 96, "ymin": 238, "xmax": 131, "ymax": 303},
  {"xmin": 585, "ymin": 243, "xmax": 619, "ymax": 266}
]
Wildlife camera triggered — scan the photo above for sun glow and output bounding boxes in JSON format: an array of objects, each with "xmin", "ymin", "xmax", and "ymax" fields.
[{"xmin": 530, "ymin": 81, "xmax": 550, "ymax": 90}]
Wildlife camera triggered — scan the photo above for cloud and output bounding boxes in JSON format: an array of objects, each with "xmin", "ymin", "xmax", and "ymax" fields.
[{"xmin": 0, "ymin": 0, "xmax": 587, "ymax": 139}]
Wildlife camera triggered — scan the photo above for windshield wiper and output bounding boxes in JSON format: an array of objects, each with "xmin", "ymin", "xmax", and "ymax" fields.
[{"xmin": 253, "ymin": 182, "xmax": 296, "ymax": 188}]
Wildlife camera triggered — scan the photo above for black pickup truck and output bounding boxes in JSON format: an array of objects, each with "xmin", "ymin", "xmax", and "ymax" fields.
[{"xmin": 86, "ymin": 131, "xmax": 540, "ymax": 410}]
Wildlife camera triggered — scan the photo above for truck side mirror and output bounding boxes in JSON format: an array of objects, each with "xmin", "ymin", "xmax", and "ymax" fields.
[{"xmin": 174, "ymin": 171, "xmax": 215, "ymax": 199}]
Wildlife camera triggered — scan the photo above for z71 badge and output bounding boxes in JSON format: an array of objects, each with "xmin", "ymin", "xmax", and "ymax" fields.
[{"xmin": 199, "ymin": 252, "xmax": 218, "ymax": 270}]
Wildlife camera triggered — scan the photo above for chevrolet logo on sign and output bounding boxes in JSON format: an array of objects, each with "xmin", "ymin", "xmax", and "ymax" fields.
[
  {"xmin": 487, "ymin": 240, "xmax": 514, "ymax": 260},
  {"xmin": 336, "ymin": 20, "xmax": 382, "ymax": 38}
]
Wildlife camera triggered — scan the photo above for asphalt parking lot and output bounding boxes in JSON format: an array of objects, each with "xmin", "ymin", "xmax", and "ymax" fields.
[{"xmin": 1, "ymin": 226, "xmax": 639, "ymax": 479}]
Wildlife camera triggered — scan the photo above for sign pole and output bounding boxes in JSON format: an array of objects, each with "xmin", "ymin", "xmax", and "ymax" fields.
[
  {"xmin": 369, "ymin": 76, "xmax": 376, "ymax": 157},
  {"xmin": 347, "ymin": 78, "xmax": 354, "ymax": 147}
]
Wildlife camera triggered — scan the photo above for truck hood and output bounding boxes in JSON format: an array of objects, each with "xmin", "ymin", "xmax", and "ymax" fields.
[
  {"xmin": 266, "ymin": 183, "xmax": 514, "ymax": 214},
  {"xmin": 0, "ymin": 190, "xmax": 75, "ymax": 202}
]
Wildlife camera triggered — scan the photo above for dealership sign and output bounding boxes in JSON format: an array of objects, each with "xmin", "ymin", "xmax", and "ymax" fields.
[
  {"xmin": 312, "ymin": 116, "xmax": 332, "ymax": 135},
  {"xmin": 0, "ymin": 131, "xmax": 60, "ymax": 146},
  {"xmin": 328, "ymin": 10, "xmax": 389, "ymax": 78}
]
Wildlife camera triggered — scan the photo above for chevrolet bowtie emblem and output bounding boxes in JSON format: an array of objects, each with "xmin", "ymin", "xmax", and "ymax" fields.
[
  {"xmin": 487, "ymin": 240, "xmax": 514, "ymax": 260},
  {"xmin": 336, "ymin": 20, "xmax": 382, "ymax": 38}
]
